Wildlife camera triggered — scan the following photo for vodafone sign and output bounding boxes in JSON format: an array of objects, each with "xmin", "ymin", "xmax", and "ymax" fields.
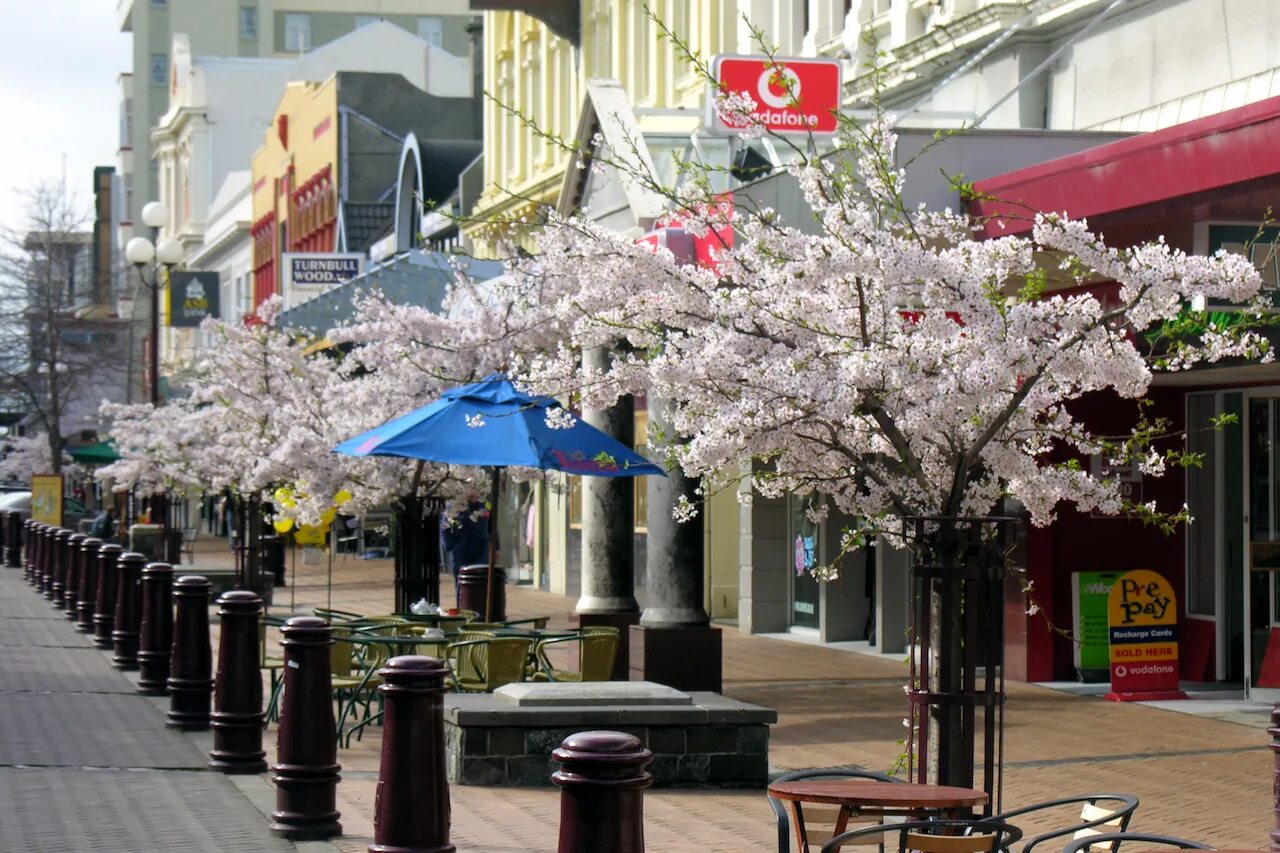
[{"xmin": 709, "ymin": 55, "xmax": 843, "ymax": 136}]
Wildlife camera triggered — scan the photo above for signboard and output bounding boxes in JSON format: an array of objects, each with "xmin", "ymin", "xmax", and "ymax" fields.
[
  {"xmin": 1105, "ymin": 569, "xmax": 1185, "ymax": 700},
  {"xmin": 708, "ymin": 56, "xmax": 842, "ymax": 136},
  {"xmin": 167, "ymin": 271, "xmax": 220, "ymax": 328},
  {"xmin": 282, "ymin": 253, "xmax": 365, "ymax": 308},
  {"xmin": 30, "ymin": 474, "xmax": 63, "ymax": 527},
  {"xmin": 1072, "ymin": 571, "xmax": 1119, "ymax": 681}
]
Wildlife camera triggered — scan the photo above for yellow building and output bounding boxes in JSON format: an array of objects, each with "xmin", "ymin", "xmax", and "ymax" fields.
[
  {"xmin": 465, "ymin": 1, "xmax": 743, "ymax": 256},
  {"xmin": 467, "ymin": 2, "xmax": 750, "ymax": 619},
  {"xmin": 251, "ymin": 70, "xmax": 479, "ymax": 307}
]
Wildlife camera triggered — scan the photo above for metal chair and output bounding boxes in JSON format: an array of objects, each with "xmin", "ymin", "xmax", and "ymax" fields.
[
  {"xmin": 445, "ymin": 636, "xmax": 533, "ymax": 692},
  {"xmin": 533, "ymin": 626, "xmax": 619, "ymax": 682},
  {"xmin": 989, "ymin": 794, "xmax": 1138, "ymax": 852},
  {"xmin": 1059, "ymin": 833, "xmax": 1210, "ymax": 853},
  {"xmin": 768, "ymin": 768, "xmax": 901, "ymax": 853},
  {"xmin": 821, "ymin": 818, "xmax": 1022, "ymax": 853}
]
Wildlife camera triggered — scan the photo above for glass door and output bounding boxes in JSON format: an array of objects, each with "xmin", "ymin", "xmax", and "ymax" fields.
[
  {"xmin": 789, "ymin": 495, "xmax": 821, "ymax": 630},
  {"xmin": 1245, "ymin": 397, "xmax": 1280, "ymax": 694}
]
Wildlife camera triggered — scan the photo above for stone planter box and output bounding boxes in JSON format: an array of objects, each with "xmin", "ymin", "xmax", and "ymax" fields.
[{"xmin": 444, "ymin": 682, "xmax": 776, "ymax": 788}]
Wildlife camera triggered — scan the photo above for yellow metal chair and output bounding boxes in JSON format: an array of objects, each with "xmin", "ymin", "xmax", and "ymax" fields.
[
  {"xmin": 445, "ymin": 636, "xmax": 533, "ymax": 692},
  {"xmin": 533, "ymin": 626, "xmax": 619, "ymax": 682}
]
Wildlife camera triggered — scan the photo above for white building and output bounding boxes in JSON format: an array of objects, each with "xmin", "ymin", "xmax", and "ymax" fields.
[{"xmin": 150, "ymin": 21, "xmax": 473, "ymax": 376}]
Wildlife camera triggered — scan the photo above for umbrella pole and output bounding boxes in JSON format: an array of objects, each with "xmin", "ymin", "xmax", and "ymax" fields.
[{"xmin": 485, "ymin": 467, "xmax": 500, "ymax": 621}]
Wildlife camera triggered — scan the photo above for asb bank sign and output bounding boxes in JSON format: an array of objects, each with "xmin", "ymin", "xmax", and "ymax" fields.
[
  {"xmin": 708, "ymin": 55, "xmax": 842, "ymax": 136},
  {"xmin": 282, "ymin": 253, "xmax": 365, "ymax": 308}
]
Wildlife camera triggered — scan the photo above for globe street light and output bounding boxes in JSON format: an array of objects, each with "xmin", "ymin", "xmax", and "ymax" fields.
[{"xmin": 126, "ymin": 202, "xmax": 183, "ymax": 406}]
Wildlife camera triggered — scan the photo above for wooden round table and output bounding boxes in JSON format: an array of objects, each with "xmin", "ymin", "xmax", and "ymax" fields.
[{"xmin": 767, "ymin": 780, "xmax": 989, "ymax": 852}]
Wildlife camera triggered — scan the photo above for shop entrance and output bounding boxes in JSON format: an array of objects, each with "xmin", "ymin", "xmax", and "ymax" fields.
[
  {"xmin": 1245, "ymin": 394, "xmax": 1280, "ymax": 699},
  {"xmin": 789, "ymin": 495, "xmax": 821, "ymax": 630}
]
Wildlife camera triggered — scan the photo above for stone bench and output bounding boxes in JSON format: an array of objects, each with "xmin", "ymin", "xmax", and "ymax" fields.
[{"xmin": 444, "ymin": 681, "xmax": 776, "ymax": 788}]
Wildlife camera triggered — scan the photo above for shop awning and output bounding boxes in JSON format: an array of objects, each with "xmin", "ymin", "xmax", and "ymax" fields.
[
  {"xmin": 277, "ymin": 250, "xmax": 506, "ymax": 334},
  {"xmin": 970, "ymin": 93, "xmax": 1280, "ymax": 238},
  {"xmin": 69, "ymin": 440, "xmax": 118, "ymax": 464}
]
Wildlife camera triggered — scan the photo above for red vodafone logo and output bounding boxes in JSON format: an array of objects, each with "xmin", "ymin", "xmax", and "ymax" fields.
[{"xmin": 711, "ymin": 56, "xmax": 843, "ymax": 136}]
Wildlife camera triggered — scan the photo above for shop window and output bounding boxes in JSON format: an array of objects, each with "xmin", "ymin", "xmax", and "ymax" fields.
[
  {"xmin": 240, "ymin": 7, "xmax": 258, "ymax": 40},
  {"xmin": 285, "ymin": 13, "xmax": 311, "ymax": 52},
  {"xmin": 417, "ymin": 16, "xmax": 443, "ymax": 47},
  {"xmin": 149, "ymin": 54, "xmax": 168, "ymax": 86}
]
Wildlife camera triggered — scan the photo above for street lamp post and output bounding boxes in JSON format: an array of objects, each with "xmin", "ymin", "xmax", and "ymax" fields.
[{"xmin": 125, "ymin": 201, "xmax": 182, "ymax": 407}]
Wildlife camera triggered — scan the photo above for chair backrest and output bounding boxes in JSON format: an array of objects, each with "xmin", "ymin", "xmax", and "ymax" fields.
[
  {"xmin": 330, "ymin": 625, "xmax": 356, "ymax": 677},
  {"xmin": 994, "ymin": 794, "xmax": 1139, "ymax": 853},
  {"xmin": 481, "ymin": 637, "xmax": 533, "ymax": 690},
  {"xmin": 578, "ymin": 627, "xmax": 619, "ymax": 681},
  {"xmin": 821, "ymin": 819, "xmax": 1021, "ymax": 853},
  {"xmin": 182, "ymin": 528, "xmax": 197, "ymax": 543},
  {"xmin": 768, "ymin": 768, "xmax": 900, "ymax": 853},
  {"xmin": 1060, "ymin": 833, "xmax": 1210, "ymax": 853}
]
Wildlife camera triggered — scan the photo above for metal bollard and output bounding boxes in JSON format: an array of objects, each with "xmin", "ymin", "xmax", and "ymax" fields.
[
  {"xmin": 20, "ymin": 520, "xmax": 33, "ymax": 579},
  {"xmin": 112, "ymin": 552, "xmax": 146, "ymax": 668},
  {"xmin": 552, "ymin": 731, "xmax": 653, "ymax": 853},
  {"xmin": 50, "ymin": 529, "xmax": 72, "ymax": 605},
  {"xmin": 136, "ymin": 562, "xmax": 174, "ymax": 694},
  {"xmin": 167, "ymin": 575, "xmax": 213, "ymax": 730},
  {"xmin": 93, "ymin": 544, "xmax": 123, "ymax": 650},
  {"xmin": 5, "ymin": 511, "xmax": 21, "ymax": 568},
  {"xmin": 270, "ymin": 616, "xmax": 342, "ymax": 840},
  {"xmin": 208, "ymin": 590, "xmax": 267, "ymax": 773},
  {"xmin": 368, "ymin": 656, "xmax": 454, "ymax": 853},
  {"xmin": 40, "ymin": 525, "xmax": 55, "ymax": 593},
  {"xmin": 76, "ymin": 537, "xmax": 102, "ymax": 632},
  {"xmin": 1271, "ymin": 703, "xmax": 1280, "ymax": 852},
  {"xmin": 62, "ymin": 532, "xmax": 87, "ymax": 618},
  {"xmin": 31, "ymin": 523, "xmax": 46, "ymax": 587}
]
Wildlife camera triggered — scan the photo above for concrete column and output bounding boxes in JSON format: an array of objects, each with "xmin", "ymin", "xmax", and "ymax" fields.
[
  {"xmin": 576, "ymin": 350, "xmax": 639, "ymax": 617},
  {"xmin": 640, "ymin": 397, "xmax": 707, "ymax": 629}
]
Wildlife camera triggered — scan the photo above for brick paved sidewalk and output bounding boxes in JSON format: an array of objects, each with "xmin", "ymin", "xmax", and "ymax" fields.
[
  {"xmin": 0, "ymin": 569, "xmax": 315, "ymax": 853},
  {"xmin": 186, "ymin": 536, "xmax": 1271, "ymax": 850}
]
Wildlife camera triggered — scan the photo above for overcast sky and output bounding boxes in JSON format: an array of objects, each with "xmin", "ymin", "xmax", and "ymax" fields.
[{"xmin": 0, "ymin": 0, "xmax": 131, "ymax": 231}]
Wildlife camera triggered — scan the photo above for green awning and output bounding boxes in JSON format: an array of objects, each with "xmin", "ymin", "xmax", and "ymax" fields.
[{"xmin": 69, "ymin": 441, "xmax": 118, "ymax": 463}]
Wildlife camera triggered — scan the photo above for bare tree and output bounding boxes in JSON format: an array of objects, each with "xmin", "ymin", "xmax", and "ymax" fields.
[{"xmin": 0, "ymin": 180, "xmax": 129, "ymax": 473}]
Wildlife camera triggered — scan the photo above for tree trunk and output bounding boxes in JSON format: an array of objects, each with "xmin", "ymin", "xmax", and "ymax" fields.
[{"xmin": 910, "ymin": 518, "xmax": 1013, "ymax": 809}]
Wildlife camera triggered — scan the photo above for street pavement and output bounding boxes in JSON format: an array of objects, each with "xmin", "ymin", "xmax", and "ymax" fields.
[
  {"xmin": 15, "ymin": 535, "xmax": 1267, "ymax": 851},
  {"xmin": 0, "ymin": 568, "xmax": 322, "ymax": 852}
]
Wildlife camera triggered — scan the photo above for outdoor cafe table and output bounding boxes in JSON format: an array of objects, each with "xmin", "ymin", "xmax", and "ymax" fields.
[{"xmin": 766, "ymin": 780, "xmax": 989, "ymax": 853}]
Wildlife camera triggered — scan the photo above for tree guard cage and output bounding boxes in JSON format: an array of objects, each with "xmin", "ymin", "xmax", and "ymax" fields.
[
  {"xmin": 234, "ymin": 494, "xmax": 264, "ymax": 591},
  {"xmin": 906, "ymin": 516, "xmax": 1016, "ymax": 814},
  {"xmin": 394, "ymin": 495, "xmax": 446, "ymax": 613}
]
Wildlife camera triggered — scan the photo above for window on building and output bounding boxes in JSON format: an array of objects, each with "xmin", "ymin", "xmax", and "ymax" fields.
[
  {"xmin": 284, "ymin": 13, "xmax": 311, "ymax": 52},
  {"xmin": 149, "ymin": 53, "xmax": 168, "ymax": 86},
  {"xmin": 356, "ymin": 14, "xmax": 379, "ymax": 28},
  {"xmin": 119, "ymin": 98, "xmax": 133, "ymax": 148},
  {"xmin": 240, "ymin": 7, "xmax": 258, "ymax": 39},
  {"xmin": 417, "ymin": 16, "xmax": 443, "ymax": 47},
  {"xmin": 151, "ymin": 0, "xmax": 167, "ymax": 6}
]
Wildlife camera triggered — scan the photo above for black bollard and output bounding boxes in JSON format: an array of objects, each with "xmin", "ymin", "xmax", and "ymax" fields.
[
  {"xmin": 75, "ymin": 537, "xmax": 102, "ymax": 632},
  {"xmin": 167, "ymin": 575, "xmax": 213, "ymax": 730},
  {"xmin": 32, "ymin": 523, "xmax": 46, "ymax": 587},
  {"xmin": 50, "ymin": 529, "xmax": 71, "ymax": 605},
  {"xmin": 270, "ymin": 616, "xmax": 341, "ymax": 840},
  {"xmin": 112, "ymin": 552, "xmax": 146, "ymax": 669},
  {"xmin": 44, "ymin": 526, "xmax": 57, "ymax": 592},
  {"xmin": 20, "ymin": 520, "xmax": 32, "ymax": 578},
  {"xmin": 5, "ymin": 511, "xmax": 21, "ymax": 568},
  {"xmin": 136, "ymin": 562, "xmax": 174, "ymax": 694},
  {"xmin": 62, "ymin": 532, "xmax": 87, "ymax": 618},
  {"xmin": 93, "ymin": 544, "xmax": 123, "ymax": 649},
  {"xmin": 368, "ymin": 656, "xmax": 454, "ymax": 853},
  {"xmin": 208, "ymin": 590, "xmax": 267, "ymax": 773},
  {"xmin": 22, "ymin": 521, "xmax": 38, "ymax": 583},
  {"xmin": 552, "ymin": 731, "xmax": 653, "ymax": 853}
]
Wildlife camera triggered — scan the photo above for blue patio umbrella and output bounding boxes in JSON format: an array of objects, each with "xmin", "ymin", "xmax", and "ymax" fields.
[{"xmin": 333, "ymin": 374, "xmax": 664, "ymax": 614}]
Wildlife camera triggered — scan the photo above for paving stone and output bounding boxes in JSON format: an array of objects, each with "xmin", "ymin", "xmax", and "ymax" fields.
[
  {"xmin": 0, "ymin": 615, "xmax": 97, "ymax": 648},
  {"xmin": 0, "ymin": 767, "xmax": 297, "ymax": 851},
  {"xmin": 0, "ymin": 645, "xmax": 136, "ymax": 693},
  {"xmin": 0, "ymin": 691, "xmax": 207, "ymax": 768}
]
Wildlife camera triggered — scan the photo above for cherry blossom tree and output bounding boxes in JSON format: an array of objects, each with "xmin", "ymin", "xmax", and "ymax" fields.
[
  {"xmin": 493, "ymin": 87, "xmax": 1271, "ymax": 785},
  {"xmin": 0, "ymin": 432, "xmax": 77, "ymax": 484}
]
